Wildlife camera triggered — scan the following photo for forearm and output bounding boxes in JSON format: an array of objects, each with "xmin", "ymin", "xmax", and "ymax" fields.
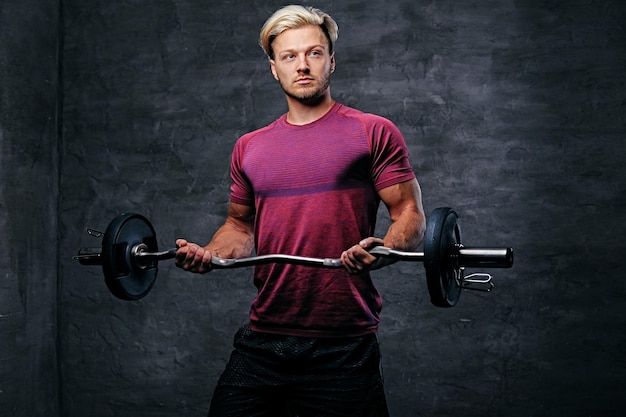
[
  {"xmin": 205, "ymin": 218, "xmax": 255, "ymax": 259},
  {"xmin": 372, "ymin": 179, "xmax": 426, "ymax": 269},
  {"xmin": 206, "ymin": 201, "xmax": 256, "ymax": 258},
  {"xmin": 175, "ymin": 202, "xmax": 255, "ymax": 273},
  {"xmin": 382, "ymin": 208, "xmax": 425, "ymax": 251},
  {"xmin": 370, "ymin": 209, "xmax": 425, "ymax": 270}
]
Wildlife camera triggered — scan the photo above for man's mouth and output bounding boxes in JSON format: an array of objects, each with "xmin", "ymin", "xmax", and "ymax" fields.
[{"xmin": 296, "ymin": 77, "xmax": 314, "ymax": 85}]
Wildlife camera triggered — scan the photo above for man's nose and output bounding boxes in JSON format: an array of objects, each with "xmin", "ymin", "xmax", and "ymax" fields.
[{"xmin": 296, "ymin": 54, "xmax": 310, "ymax": 73}]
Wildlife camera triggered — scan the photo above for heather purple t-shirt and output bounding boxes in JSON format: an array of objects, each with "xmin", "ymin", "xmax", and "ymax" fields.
[{"xmin": 230, "ymin": 102, "xmax": 415, "ymax": 337}]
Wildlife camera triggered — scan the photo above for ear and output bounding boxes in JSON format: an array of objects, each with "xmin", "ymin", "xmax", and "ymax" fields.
[
  {"xmin": 270, "ymin": 59, "xmax": 279, "ymax": 81},
  {"xmin": 330, "ymin": 53, "xmax": 336, "ymax": 73}
]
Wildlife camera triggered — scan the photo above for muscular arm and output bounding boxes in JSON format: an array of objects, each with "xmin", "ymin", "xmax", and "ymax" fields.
[
  {"xmin": 341, "ymin": 179, "xmax": 426, "ymax": 273},
  {"xmin": 378, "ymin": 178, "xmax": 425, "ymax": 251},
  {"xmin": 175, "ymin": 202, "xmax": 255, "ymax": 274}
]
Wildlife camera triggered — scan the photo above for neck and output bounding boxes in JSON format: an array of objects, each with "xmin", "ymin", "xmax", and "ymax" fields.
[{"xmin": 285, "ymin": 90, "xmax": 335, "ymax": 126}]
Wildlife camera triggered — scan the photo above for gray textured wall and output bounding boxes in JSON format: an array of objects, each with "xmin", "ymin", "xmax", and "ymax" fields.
[
  {"xmin": 0, "ymin": 0, "xmax": 618, "ymax": 416},
  {"xmin": 0, "ymin": 0, "xmax": 60, "ymax": 416}
]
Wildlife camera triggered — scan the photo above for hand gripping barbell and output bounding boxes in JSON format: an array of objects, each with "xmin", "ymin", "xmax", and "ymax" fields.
[{"xmin": 73, "ymin": 207, "xmax": 513, "ymax": 307}]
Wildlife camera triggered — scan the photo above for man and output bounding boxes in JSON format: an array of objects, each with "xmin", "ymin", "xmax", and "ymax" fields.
[{"xmin": 176, "ymin": 5, "xmax": 426, "ymax": 416}]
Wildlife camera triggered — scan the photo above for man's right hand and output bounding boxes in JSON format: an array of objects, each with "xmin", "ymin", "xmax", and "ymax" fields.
[{"xmin": 175, "ymin": 239, "xmax": 214, "ymax": 274}]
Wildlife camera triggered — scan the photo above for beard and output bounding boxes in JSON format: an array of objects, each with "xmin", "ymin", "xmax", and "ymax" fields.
[{"xmin": 278, "ymin": 68, "xmax": 332, "ymax": 105}]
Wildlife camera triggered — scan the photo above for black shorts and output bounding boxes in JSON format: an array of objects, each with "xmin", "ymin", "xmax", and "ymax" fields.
[{"xmin": 207, "ymin": 324, "xmax": 389, "ymax": 417}]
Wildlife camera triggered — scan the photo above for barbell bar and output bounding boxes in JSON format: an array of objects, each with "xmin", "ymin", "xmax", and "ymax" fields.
[{"xmin": 73, "ymin": 207, "xmax": 514, "ymax": 307}]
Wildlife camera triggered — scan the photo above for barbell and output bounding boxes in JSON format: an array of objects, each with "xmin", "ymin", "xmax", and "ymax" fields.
[{"xmin": 73, "ymin": 207, "xmax": 513, "ymax": 307}]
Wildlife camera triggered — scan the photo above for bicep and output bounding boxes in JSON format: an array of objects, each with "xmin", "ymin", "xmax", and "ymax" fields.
[{"xmin": 378, "ymin": 179, "xmax": 424, "ymax": 221}]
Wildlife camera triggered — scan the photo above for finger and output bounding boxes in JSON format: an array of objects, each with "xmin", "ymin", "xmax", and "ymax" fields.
[
  {"xmin": 197, "ymin": 250, "xmax": 213, "ymax": 274},
  {"xmin": 346, "ymin": 243, "xmax": 381, "ymax": 273},
  {"xmin": 191, "ymin": 246, "xmax": 217, "ymax": 274},
  {"xmin": 190, "ymin": 246, "xmax": 207, "ymax": 271},
  {"xmin": 174, "ymin": 239, "xmax": 190, "ymax": 266},
  {"xmin": 175, "ymin": 245, "xmax": 189, "ymax": 266},
  {"xmin": 340, "ymin": 251, "xmax": 353, "ymax": 273},
  {"xmin": 359, "ymin": 237, "xmax": 384, "ymax": 249},
  {"xmin": 341, "ymin": 247, "xmax": 363, "ymax": 274},
  {"xmin": 180, "ymin": 243, "xmax": 201, "ymax": 270}
]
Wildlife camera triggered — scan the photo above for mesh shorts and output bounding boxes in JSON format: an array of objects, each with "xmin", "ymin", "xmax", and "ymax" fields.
[{"xmin": 207, "ymin": 324, "xmax": 389, "ymax": 417}]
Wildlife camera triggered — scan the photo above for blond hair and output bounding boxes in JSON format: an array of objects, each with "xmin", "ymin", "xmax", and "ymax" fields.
[{"xmin": 259, "ymin": 5, "xmax": 339, "ymax": 59}]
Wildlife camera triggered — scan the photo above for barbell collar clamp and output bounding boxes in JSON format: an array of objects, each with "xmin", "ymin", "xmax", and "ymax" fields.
[{"xmin": 461, "ymin": 273, "xmax": 494, "ymax": 292}]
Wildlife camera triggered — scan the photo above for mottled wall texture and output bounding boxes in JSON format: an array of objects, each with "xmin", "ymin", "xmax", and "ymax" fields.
[
  {"xmin": 0, "ymin": 0, "xmax": 60, "ymax": 416},
  {"xmin": 1, "ymin": 0, "xmax": 625, "ymax": 416}
]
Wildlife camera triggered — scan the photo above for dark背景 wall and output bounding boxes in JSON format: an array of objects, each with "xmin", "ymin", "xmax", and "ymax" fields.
[{"xmin": 0, "ymin": 0, "xmax": 60, "ymax": 415}]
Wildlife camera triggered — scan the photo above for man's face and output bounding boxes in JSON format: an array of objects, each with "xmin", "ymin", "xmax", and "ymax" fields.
[{"xmin": 269, "ymin": 25, "xmax": 335, "ymax": 104}]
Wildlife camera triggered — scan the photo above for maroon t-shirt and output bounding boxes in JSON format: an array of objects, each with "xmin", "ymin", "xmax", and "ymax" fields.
[{"xmin": 230, "ymin": 102, "xmax": 416, "ymax": 337}]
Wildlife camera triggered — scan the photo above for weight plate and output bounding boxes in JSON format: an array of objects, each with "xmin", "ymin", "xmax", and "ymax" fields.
[
  {"xmin": 424, "ymin": 207, "xmax": 463, "ymax": 307},
  {"xmin": 101, "ymin": 213, "xmax": 158, "ymax": 300}
]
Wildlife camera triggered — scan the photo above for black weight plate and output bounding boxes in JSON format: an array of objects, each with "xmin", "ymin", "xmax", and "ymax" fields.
[
  {"xmin": 101, "ymin": 213, "xmax": 158, "ymax": 300},
  {"xmin": 424, "ymin": 207, "xmax": 463, "ymax": 307}
]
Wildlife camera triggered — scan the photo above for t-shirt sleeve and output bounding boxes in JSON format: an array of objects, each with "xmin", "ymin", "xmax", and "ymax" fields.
[
  {"xmin": 229, "ymin": 136, "xmax": 254, "ymax": 206},
  {"xmin": 367, "ymin": 115, "xmax": 416, "ymax": 191}
]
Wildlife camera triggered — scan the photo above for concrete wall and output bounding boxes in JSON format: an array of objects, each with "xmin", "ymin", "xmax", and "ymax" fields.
[
  {"xmin": 0, "ymin": 0, "xmax": 60, "ymax": 415},
  {"xmin": 0, "ymin": 0, "xmax": 621, "ymax": 416}
]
